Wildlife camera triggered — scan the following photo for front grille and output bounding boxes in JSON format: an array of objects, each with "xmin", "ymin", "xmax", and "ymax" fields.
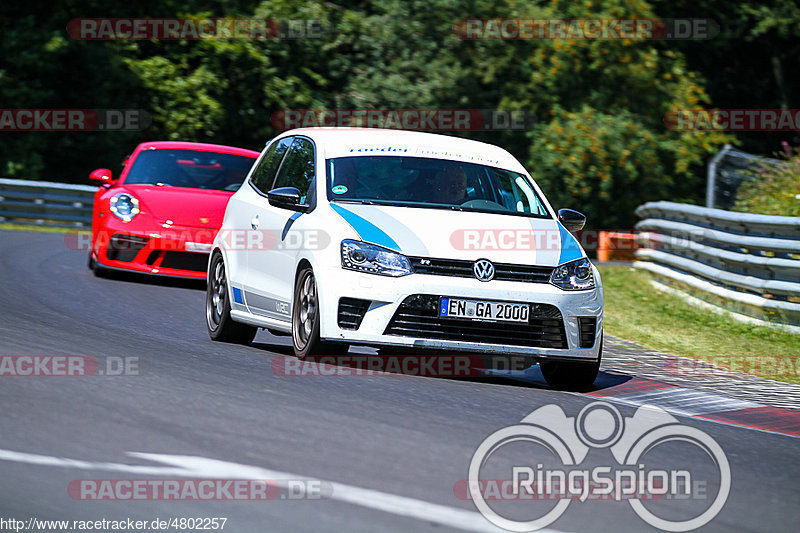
[
  {"xmin": 384, "ymin": 294, "xmax": 567, "ymax": 349},
  {"xmin": 107, "ymin": 234, "xmax": 148, "ymax": 262},
  {"xmin": 159, "ymin": 252, "xmax": 208, "ymax": 272},
  {"xmin": 408, "ymin": 257, "xmax": 553, "ymax": 283},
  {"xmin": 338, "ymin": 297, "xmax": 371, "ymax": 330},
  {"xmin": 577, "ymin": 317, "xmax": 597, "ymax": 348}
]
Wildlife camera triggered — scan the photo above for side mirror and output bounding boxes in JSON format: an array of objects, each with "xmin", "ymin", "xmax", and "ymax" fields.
[
  {"xmin": 558, "ymin": 208, "xmax": 586, "ymax": 232},
  {"xmin": 90, "ymin": 168, "xmax": 113, "ymax": 184},
  {"xmin": 267, "ymin": 187, "xmax": 308, "ymax": 212}
]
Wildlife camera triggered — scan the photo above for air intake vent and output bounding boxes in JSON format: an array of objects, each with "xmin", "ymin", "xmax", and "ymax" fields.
[
  {"xmin": 159, "ymin": 252, "xmax": 208, "ymax": 272},
  {"xmin": 107, "ymin": 234, "xmax": 148, "ymax": 262},
  {"xmin": 384, "ymin": 294, "xmax": 567, "ymax": 349},
  {"xmin": 577, "ymin": 317, "xmax": 597, "ymax": 348},
  {"xmin": 338, "ymin": 297, "xmax": 371, "ymax": 330}
]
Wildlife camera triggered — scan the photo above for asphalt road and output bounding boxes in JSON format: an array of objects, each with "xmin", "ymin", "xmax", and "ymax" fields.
[{"xmin": 0, "ymin": 229, "xmax": 798, "ymax": 533}]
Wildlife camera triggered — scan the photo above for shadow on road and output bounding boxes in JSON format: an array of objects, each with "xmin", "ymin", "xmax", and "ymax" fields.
[
  {"xmin": 92, "ymin": 267, "xmax": 206, "ymax": 291},
  {"xmin": 249, "ymin": 336, "xmax": 634, "ymax": 395}
]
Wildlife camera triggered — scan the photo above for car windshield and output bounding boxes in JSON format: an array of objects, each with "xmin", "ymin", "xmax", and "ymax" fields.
[
  {"xmin": 124, "ymin": 149, "xmax": 255, "ymax": 191},
  {"xmin": 327, "ymin": 156, "xmax": 551, "ymax": 218}
]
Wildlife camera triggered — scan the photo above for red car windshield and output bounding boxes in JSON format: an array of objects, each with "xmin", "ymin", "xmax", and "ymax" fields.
[{"xmin": 124, "ymin": 149, "xmax": 255, "ymax": 191}]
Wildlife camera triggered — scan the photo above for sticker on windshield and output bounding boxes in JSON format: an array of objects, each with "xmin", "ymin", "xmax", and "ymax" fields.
[{"xmin": 332, "ymin": 185, "xmax": 348, "ymax": 194}]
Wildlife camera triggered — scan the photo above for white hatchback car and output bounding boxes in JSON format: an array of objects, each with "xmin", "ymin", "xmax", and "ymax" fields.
[{"xmin": 206, "ymin": 128, "xmax": 603, "ymax": 388}]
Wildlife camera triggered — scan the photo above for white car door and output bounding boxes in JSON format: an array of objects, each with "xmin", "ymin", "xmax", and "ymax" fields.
[
  {"xmin": 246, "ymin": 136, "xmax": 317, "ymax": 321},
  {"xmin": 233, "ymin": 136, "xmax": 293, "ymax": 317}
]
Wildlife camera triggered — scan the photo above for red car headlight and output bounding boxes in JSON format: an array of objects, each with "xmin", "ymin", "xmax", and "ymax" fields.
[{"xmin": 109, "ymin": 193, "xmax": 140, "ymax": 222}]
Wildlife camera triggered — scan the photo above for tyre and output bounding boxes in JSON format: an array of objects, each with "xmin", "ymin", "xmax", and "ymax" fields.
[
  {"xmin": 540, "ymin": 334, "xmax": 602, "ymax": 390},
  {"xmin": 292, "ymin": 267, "xmax": 346, "ymax": 359},
  {"xmin": 87, "ymin": 252, "xmax": 96, "ymax": 270},
  {"xmin": 206, "ymin": 252, "xmax": 257, "ymax": 344}
]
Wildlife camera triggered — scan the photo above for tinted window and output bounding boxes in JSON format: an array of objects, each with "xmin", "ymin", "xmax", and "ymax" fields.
[
  {"xmin": 273, "ymin": 137, "xmax": 316, "ymax": 203},
  {"xmin": 124, "ymin": 149, "xmax": 256, "ymax": 191},
  {"xmin": 250, "ymin": 137, "xmax": 293, "ymax": 193},
  {"xmin": 326, "ymin": 156, "xmax": 550, "ymax": 218}
]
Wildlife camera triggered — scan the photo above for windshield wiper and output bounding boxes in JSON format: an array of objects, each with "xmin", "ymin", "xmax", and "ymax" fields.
[
  {"xmin": 333, "ymin": 199, "xmax": 375, "ymax": 205},
  {"xmin": 155, "ymin": 182, "xmax": 172, "ymax": 187}
]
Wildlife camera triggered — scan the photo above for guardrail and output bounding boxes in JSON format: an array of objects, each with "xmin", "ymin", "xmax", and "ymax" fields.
[
  {"xmin": 634, "ymin": 201, "xmax": 800, "ymax": 328},
  {"xmin": 0, "ymin": 178, "xmax": 97, "ymax": 228}
]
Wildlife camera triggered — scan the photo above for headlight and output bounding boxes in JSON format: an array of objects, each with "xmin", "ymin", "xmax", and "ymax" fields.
[
  {"xmin": 341, "ymin": 240, "xmax": 412, "ymax": 277},
  {"xmin": 550, "ymin": 257, "xmax": 595, "ymax": 290},
  {"xmin": 109, "ymin": 193, "xmax": 140, "ymax": 222}
]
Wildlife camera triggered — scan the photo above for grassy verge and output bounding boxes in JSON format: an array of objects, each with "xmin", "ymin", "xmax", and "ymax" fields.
[
  {"xmin": 599, "ymin": 265, "xmax": 800, "ymax": 385},
  {"xmin": 0, "ymin": 223, "xmax": 85, "ymax": 234}
]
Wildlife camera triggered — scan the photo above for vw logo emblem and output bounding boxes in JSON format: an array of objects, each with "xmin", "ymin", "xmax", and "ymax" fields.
[{"xmin": 473, "ymin": 259, "xmax": 495, "ymax": 282}]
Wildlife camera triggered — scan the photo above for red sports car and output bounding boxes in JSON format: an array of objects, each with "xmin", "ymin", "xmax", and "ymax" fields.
[{"xmin": 88, "ymin": 141, "xmax": 259, "ymax": 279}]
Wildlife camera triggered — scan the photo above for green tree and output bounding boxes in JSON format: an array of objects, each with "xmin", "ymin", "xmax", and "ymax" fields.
[{"xmin": 1, "ymin": 0, "xmax": 738, "ymax": 228}]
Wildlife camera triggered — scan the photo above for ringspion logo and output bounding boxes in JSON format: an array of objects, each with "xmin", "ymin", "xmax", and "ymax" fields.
[{"xmin": 467, "ymin": 402, "xmax": 730, "ymax": 531}]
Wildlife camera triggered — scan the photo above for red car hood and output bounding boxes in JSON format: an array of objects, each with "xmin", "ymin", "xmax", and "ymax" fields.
[{"xmin": 122, "ymin": 185, "xmax": 232, "ymax": 228}]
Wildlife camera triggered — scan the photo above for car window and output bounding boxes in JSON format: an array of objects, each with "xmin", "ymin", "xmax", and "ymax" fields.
[
  {"xmin": 123, "ymin": 149, "xmax": 256, "ymax": 191},
  {"xmin": 327, "ymin": 156, "xmax": 551, "ymax": 218},
  {"xmin": 250, "ymin": 137, "xmax": 293, "ymax": 194},
  {"xmin": 273, "ymin": 137, "xmax": 316, "ymax": 203}
]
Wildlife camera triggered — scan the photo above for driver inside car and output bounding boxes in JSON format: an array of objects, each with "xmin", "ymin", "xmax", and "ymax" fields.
[{"xmin": 430, "ymin": 166, "xmax": 468, "ymax": 205}]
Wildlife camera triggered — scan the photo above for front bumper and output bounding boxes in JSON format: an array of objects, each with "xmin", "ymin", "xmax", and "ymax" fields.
[
  {"xmin": 316, "ymin": 265, "xmax": 603, "ymax": 362},
  {"xmin": 93, "ymin": 220, "xmax": 217, "ymax": 279}
]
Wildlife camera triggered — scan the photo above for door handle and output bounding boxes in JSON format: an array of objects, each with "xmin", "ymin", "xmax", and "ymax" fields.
[{"xmin": 251, "ymin": 215, "xmax": 260, "ymax": 230}]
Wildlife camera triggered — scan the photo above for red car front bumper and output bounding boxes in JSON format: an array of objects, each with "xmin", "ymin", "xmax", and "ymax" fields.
[{"xmin": 93, "ymin": 221, "xmax": 215, "ymax": 279}]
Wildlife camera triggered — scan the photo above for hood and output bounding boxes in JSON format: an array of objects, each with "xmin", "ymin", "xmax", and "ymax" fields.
[
  {"xmin": 329, "ymin": 203, "xmax": 584, "ymax": 267},
  {"xmin": 122, "ymin": 185, "xmax": 232, "ymax": 228}
]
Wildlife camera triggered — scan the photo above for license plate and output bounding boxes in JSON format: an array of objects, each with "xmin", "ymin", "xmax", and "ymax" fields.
[{"xmin": 439, "ymin": 298, "xmax": 529, "ymax": 323}]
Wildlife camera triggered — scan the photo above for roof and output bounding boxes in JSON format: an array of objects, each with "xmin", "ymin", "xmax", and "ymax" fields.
[
  {"xmin": 135, "ymin": 141, "xmax": 260, "ymax": 158},
  {"xmin": 277, "ymin": 128, "xmax": 526, "ymax": 173}
]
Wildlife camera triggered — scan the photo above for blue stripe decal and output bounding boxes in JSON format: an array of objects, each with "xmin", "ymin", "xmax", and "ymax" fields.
[
  {"xmin": 281, "ymin": 212, "xmax": 303, "ymax": 241},
  {"xmin": 557, "ymin": 223, "xmax": 584, "ymax": 265},
  {"xmin": 330, "ymin": 203, "xmax": 400, "ymax": 251},
  {"xmin": 232, "ymin": 287, "xmax": 244, "ymax": 304}
]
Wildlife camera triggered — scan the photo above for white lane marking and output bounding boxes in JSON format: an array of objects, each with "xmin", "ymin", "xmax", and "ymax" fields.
[
  {"xmin": 607, "ymin": 387, "xmax": 759, "ymax": 416},
  {"xmin": 0, "ymin": 448, "xmax": 569, "ymax": 533},
  {"xmin": 0, "ymin": 448, "xmax": 188, "ymax": 475}
]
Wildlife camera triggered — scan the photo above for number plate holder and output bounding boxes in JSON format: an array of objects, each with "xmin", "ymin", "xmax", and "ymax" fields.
[{"xmin": 439, "ymin": 297, "xmax": 529, "ymax": 323}]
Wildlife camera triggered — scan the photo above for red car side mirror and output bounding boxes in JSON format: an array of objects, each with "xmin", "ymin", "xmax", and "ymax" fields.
[{"xmin": 90, "ymin": 168, "xmax": 113, "ymax": 184}]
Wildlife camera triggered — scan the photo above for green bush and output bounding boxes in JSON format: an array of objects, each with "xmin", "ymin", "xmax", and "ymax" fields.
[{"xmin": 734, "ymin": 146, "xmax": 800, "ymax": 216}]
